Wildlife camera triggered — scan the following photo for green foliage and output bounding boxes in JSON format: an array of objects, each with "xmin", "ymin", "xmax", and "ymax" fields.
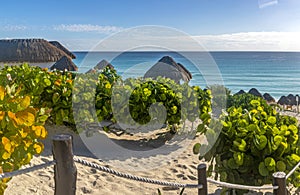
[
  {"xmin": 72, "ymin": 67, "xmax": 120, "ymax": 128},
  {"xmin": 110, "ymin": 76, "xmax": 211, "ymax": 131},
  {"xmin": 0, "ymin": 84, "xmax": 49, "ymax": 194},
  {"xmin": 201, "ymin": 93, "xmax": 300, "ymax": 191},
  {"xmin": 0, "ymin": 64, "xmax": 74, "ymax": 125}
]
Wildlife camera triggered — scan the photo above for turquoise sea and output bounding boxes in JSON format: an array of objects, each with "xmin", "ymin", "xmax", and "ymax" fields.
[{"xmin": 73, "ymin": 51, "xmax": 300, "ymax": 100}]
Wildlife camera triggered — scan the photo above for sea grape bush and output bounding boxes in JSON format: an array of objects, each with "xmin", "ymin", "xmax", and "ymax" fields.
[
  {"xmin": 0, "ymin": 64, "xmax": 74, "ymax": 125},
  {"xmin": 197, "ymin": 93, "xmax": 300, "ymax": 193},
  {"xmin": 110, "ymin": 76, "xmax": 211, "ymax": 131},
  {"xmin": 0, "ymin": 84, "xmax": 49, "ymax": 194},
  {"xmin": 0, "ymin": 64, "xmax": 211, "ymax": 133}
]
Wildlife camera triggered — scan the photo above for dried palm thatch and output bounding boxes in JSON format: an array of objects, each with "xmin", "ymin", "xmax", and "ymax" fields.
[
  {"xmin": 0, "ymin": 39, "xmax": 71, "ymax": 63},
  {"xmin": 263, "ymin": 93, "xmax": 275, "ymax": 103},
  {"xmin": 49, "ymin": 41, "xmax": 76, "ymax": 59},
  {"xmin": 50, "ymin": 56, "xmax": 78, "ymax": 71},
  {"xmin": 86, "ymin": 59, "xmax": 114, "ymax": 73},
  {"xmin": 144, "ymin": 56, "xmax": 192, "ymax": 83},
  {"xmin": 235, "ymin": 90, "xmax": 246, "ymax": 95},
  {"xmin": 277, "ymin": 96, "xmax": 290, "ymax": 105},
  {"xmin": 248, "ymin": 88, "xmax": 263, "ymax": 98}
]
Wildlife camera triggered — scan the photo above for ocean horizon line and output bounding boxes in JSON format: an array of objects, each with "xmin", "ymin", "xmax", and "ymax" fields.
[{"xmin": 71, "ymin": 50, "xmax": 300, "ymax": 53}]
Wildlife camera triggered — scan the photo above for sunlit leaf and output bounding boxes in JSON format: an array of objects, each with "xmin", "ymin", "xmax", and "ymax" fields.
[
  {"xmin": 15, "ymin": 110, "xmax": 35, "ymax": 126},
  {"xmin": 33, "ymin": 143, "xmax": 44, "ymax": 154},
  {"xmin": 20, "ymin": 96, "xmax": 31, "ymax": 109},
  {"xmin": 0, "ymin": 86, "xmax": 5, "ymax": 101},
  {"xmin": 2, "ymin": 137, "xmax": 11, "ymax": 153},
  {"xmin": 0, "ymin": 111, "xmax": 5, "ymax": 121},
  {"xmin": 2, "ymin": 152, "xmax": 10, "ymax": 160},
  {"xmin": 32, "ymin": 126, "xmax": 47, "ymax": 139}
]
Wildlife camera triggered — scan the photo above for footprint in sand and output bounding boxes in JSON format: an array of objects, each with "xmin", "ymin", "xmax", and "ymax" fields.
[
  {"xmin": 176, "ymin": 164, "xmax": 188, "ymax": 169},
  {"xmin": 81, "ymin": 186, "xmax": 92, "ymax": 194},
  {"xmin": 187, "ymin": 175, "xmax": 197, "ymax": 180},
  {"xmin": 170, "ymin": 168, "xmax": 178, "ymax": 173}
]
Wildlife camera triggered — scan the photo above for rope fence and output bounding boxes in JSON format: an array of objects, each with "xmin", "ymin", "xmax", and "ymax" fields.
[
  {"xmin": 0, "ymin": 161, "xmax": 56, "ymax": 179},
  {"xmin": 2, "ymin": 134, "xmax": 299, "ymax": 195},
  {"xmin": 206, "ymin": 178, "xmax": 278, "ymax": 191},
  {"xmin": 73, "ymin": 157, "xmax": 203, "ymax": 189}
]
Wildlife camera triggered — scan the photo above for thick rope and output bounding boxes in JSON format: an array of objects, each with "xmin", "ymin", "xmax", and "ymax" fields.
[
  {"xmin": 207, "ymin": 178, "xmax": 278, "ymax": 191},
  {"xmin": 286, "ymin": 161, "xmax": 300, "ymax": 179},
  {"xmin": 73, "ymin": 157, "xmax": 202, "ymax": 189},
  {"xmin": 0, "ymin": 160, "xmax": 56, "ymax": 179}
]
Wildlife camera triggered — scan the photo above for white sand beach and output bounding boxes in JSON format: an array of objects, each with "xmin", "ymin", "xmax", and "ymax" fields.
[{"xmin": 4, "ymin": 122, "xmax": 297, "ymax": 195}]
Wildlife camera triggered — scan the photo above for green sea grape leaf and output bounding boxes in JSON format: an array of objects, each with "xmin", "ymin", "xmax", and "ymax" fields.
[
  {"xmin": 228, "ymin": 158, "xmax": 239, "ymax": 169},
  {"xmin": 258, "ymin": 162, "xmax": 269, "ymax": 176},
  {"xmin": 250, "ymin": 100, "xmax": 260, "ymax": 107},
  {"xmin": 254, "ymin": 135, "xmax": 268, "ymax": 150},
  {"xmin": 274, "ymin": 135, "xmax": 282, "ymax": 147},
  {"xmin": 267, "ymin": 116, "xmax": 276, "ymax": 125},
  {"xmin": 276, "ymin": 161, "xmax": 286, "ymax": 172},
  {"xmin": 272, "ymin": 127, "xmax": 279, "ymax": 135},
  {"xmin": 233, "ymin": 139, "xmax": 247, "ymax": 152},
  {"xmin": 193, "ymin": 143, "xmax": 201, "ymax": 154},
  {"xmin": 233, "ymin": 152, "xmax": 244, "ymax": 166},
  {"xmin": 264, "ymin": 157, "xmax": 276, "ymax": 171},
  {"xmin": 43, "ymin": 78, "xmax": 51, "ymax": 86},
  {"xmin": 291, "ymin": 154, "xmax": 300, "ymax": 162},
  {"xmin": 247, "ymin": 124, "xmax": 258, "ymax": 133},
  {"xmin": 288, "ymin": 125, "xmax": 298, "ymax": 135}
]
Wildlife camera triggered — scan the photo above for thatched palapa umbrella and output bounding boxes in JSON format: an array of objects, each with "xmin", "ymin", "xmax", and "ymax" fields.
[
  {"xmin": 248, "ymin": 88, "xmax": 263, "ymax": 98},
  {"xmin": 286, "ymin": 94, "xmax": 297, "ymax": 106},
  {"xmin": 49, "ymin": 41, "xmax": 76, "ymax": 59},
  {"xmin": 50, "ymin": 56, "xmax": 78, "ymax": 71},
  {"xmin": 0, "ymin": 39, "xmax": 72, "ymax": 63},
  {"xmin": 235, "ymin": 90, "xmax": 246, "ymax": 95},
  {"xmin": 144, "ymin": 56, "xmax": 192, "ymax": 83},
  {"xmin": 86, "ymin": 59, "xmax": 114, "ymax": 73},
  {"xmin": 277, "ymin": 96, "xmax": 290, "ymax": 105},
  {"xmin": 263, "ymin": 93, "xmax": 275, "ymax": 103}
]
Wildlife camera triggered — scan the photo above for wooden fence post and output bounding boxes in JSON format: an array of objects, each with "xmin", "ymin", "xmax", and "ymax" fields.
[
  {"xmin": 52, "ymin": 134, "xmax": 77, "ymax": 195},
  {"xmin": 198, "ymin": 163, "xmax": 207, "ymax": 195},
  {"xmin": 273, "ymin": 172, "xmax": 287, "ymax": 195}
]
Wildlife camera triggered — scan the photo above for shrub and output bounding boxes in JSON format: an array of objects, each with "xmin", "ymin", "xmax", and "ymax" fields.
[
  {"xmin": 197, "ymin": 94, "xmax": 300, "ymax": 194},
  {"xmin": 0, "ymin": 84, "xmax": 50, "ymax": 194}
]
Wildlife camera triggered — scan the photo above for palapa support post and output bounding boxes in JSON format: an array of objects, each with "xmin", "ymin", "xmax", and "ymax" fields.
[
  {"xmin": 198, "ymin": 163, "xmax": 207, "ymax": 195},
  {"xmin": 52, "ymin": 134, "xmax": 77, "ymax": 195},
  {"xmin": 272, "ymin": 172, "xmax": 287, "ymax": 195}
]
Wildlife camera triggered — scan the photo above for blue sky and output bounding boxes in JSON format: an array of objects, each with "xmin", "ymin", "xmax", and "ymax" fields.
[{"xmin": 1, "ymin": 0, "xmax": 300, "ymax": 51}]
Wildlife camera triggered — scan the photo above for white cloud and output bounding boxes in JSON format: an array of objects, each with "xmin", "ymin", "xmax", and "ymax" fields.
[
  {"xmin": 1, "ymin": 25, "xmax": 27, "ymax": 31},
  {"xmin": 194, "ymin": 32, "xmax": 300, "ymax": 51},
  {"xmin": 60, "ymin": 31, "xmax": 300, "ymax": 51},
  {"xmin": 258, "ymin": 0, "xmax": 278, "ymax": 9},
  {"xmin": 53, "ymin": 24, "xmax": 123, "ymax": 34}
]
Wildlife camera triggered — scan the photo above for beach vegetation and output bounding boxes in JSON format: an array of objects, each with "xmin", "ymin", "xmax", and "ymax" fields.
[
  {"xmin": 197, "ymin": 93, "xmax": 300, "ymax": 194},
  {"xmin": 0, "ymin": 84, "xmax": 50, "ymax": 194}
]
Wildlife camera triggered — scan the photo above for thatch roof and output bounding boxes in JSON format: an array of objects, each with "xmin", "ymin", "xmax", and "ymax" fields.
[
  {"xmin": 86, "ymin": 59, "xmax": 114, "ymax": 73},
  {"xmin": 235, "ymin": 90, "xmax": 246, "ymax": 95},
  {"xmin": 263, "ymin": 93, "xmax": 275, "ymax": 103},
  {"xmin": 49, "ymin": 41, "xmax": 76, "ymax": 59},
  {"xmin": 144, "ymin": 56, "xmax": 192, "ymax": 83},
  {"xmin": 248, "ymin": 88, "xmax": 263, "ymax": 98},
  {"xmin": 50, "ymin": 56, "xmax": 78, "ymax": 71},
  {"xmin": 286, "ymin": 94, "xmax": 297, "ymax": 105},
  {"xmin": 0, "ymin": 39, "xmax": 72, "ymax": 63},
  {"xmin": 277, "ymin": 96, "xmax": 290, "ymax": 105}
]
